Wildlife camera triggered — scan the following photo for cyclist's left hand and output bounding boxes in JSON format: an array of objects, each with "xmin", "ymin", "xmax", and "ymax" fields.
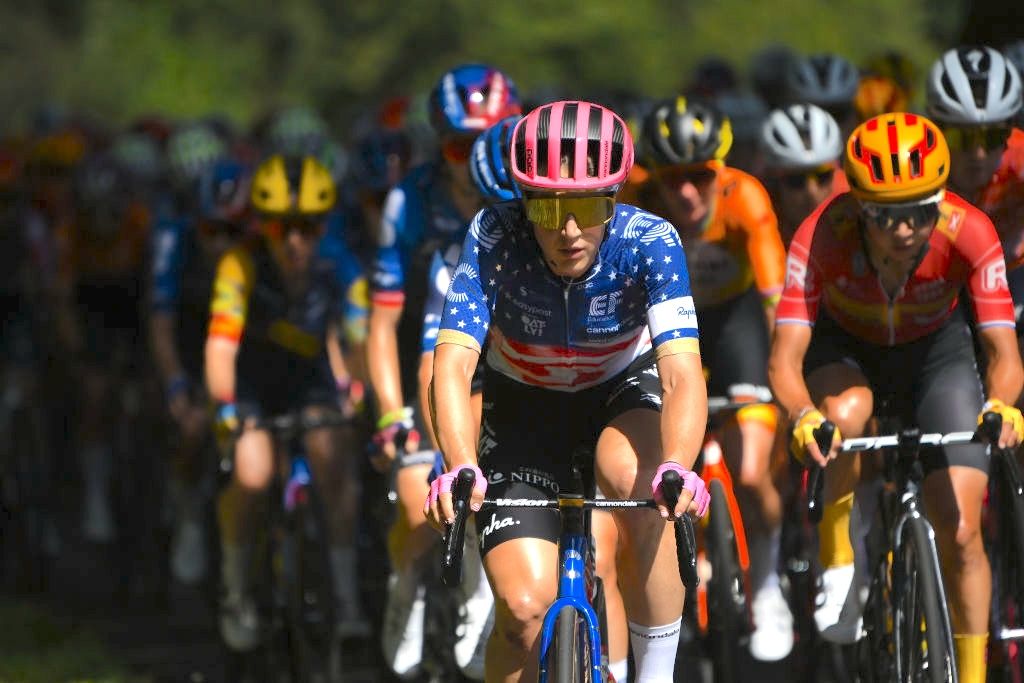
[
  {"xmin": 979, "ymin": 399, "xmax": 1024, "ymax": 448},
  {"xmin": 423, "ymin": 464, "xmax": 486, "ymax": 532},
  {"xmin": 652, "ymin": 461, "xmax": 710, "ymax": 519}
]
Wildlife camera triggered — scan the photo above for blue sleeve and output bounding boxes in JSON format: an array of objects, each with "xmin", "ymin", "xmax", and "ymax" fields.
[
  {"xmin": 435, "ymin": 209, "xmax": 496, "ymax": 352},
  {"xmin": 370, "ymin": 184, "xmax": 410, "ymax": 303},
  {"xmin": 635, "ymin": 219, "xmax": 700, "ymax": 355},
  {"xmin": 150, "ymin": 216, "xmax": 187, "ymax": 313}
]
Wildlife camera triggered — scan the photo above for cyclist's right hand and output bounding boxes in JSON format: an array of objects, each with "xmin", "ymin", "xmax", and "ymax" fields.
[
  {"xmin": 423, "ymin": 464, "xmax": 487, "ymax": 532},
  {"xmin": 652, "ymin": 461, "xmax": 710, "ymax": 519},
  {"xmin": 791, "ymin": 408, "xmax": 841, "ymax": 467},
  {"xmin": 370, "ymin": 406, "xmax": 420, "ymax": 472}
]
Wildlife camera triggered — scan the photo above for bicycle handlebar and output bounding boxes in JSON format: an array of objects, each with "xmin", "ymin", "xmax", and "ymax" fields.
[
  {"xmin": 247, "ymin": 410, "xmax": 350, "ymax": 435},
  {"xmin": 805, "ymin": 415, "xmax": 998, "ymax": 523},
  {"xmin": 439, "ymin": 467, "xmax": 699, "ymax": 607}
]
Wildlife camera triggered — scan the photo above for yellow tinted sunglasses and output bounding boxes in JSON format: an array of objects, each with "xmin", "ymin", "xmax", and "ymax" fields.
[{"xmin": 523, "ymin": 194, "xmax": 616, "ymax": 231}]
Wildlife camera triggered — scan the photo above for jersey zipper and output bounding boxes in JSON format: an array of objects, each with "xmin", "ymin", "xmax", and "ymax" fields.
[
  {"xmin": 563, "ymin": 284, "xmax": 572, "ymax": 368},
  {"xmin": 876, "ymin": 273, "xmax": 909, "ymax": 346}
]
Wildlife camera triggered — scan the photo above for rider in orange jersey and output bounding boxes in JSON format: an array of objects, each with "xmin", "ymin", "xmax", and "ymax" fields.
[{"xmin": 635, "ymin": 96, "xmax": 793, "ymax": 661}]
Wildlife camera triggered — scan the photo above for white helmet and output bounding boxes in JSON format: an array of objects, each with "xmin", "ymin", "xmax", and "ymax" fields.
[
  {"xmin": 783, "ymin": 54, "xmax": 859, "ymax": 109},
  {"xmin": 760, "ymin": 104, "xmax": 842, "ymax": 170},
  {"xmin": 926, "ymin": 46, "xmax": 1022, "ymax": 125}
]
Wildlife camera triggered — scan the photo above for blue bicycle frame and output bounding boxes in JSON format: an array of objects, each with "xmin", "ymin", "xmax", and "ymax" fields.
[{"xmin": 537, "ymin": 509, "xmax": 604, "ymax": 681}]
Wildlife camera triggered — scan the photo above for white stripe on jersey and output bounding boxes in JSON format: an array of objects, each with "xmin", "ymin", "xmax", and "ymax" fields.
[{"xmin": 647, "ymin": 296, "xmax": 698, "ymax": 339}]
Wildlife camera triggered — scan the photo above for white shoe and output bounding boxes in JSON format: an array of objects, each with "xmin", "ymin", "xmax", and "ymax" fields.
[
  {"xmin": 382, "ymin": 571, "xmax": 425, "ymax": 679},
  {"xmin": 171, "ymin": 517, "xmax": 207, "ymax": 585},
  {"xmin": 455, "ymin": 596, "xmax": 494, "ymax": 679},
  {"xmin": 219, "ymin": 592, "xmax": 260, "ymax": 652},
  {"xmin": 814, "ymin": 563, "xmax": 866, "ymax": 644},
  {"xmin": 82, "ymin": 487, "xmax": 115, "ymax": 543},
  {"xmin": 748, "ymin": 582, "xmax": 794, "ymax": 661}
]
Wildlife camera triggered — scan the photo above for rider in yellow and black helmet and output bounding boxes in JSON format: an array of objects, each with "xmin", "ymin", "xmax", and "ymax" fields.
[{"xmin": 251, "ymin": 153, "xmax": 336, "ymax": 217}]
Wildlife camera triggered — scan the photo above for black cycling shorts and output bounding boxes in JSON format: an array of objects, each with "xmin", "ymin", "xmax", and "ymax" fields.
[
  {"xmin": 698, "ymin": 287, "xmax": 772, "ymax": 400},
  {"xmin": 474, "ymin": 352, "xmax": 663, "ymax": 556},
  {"xmin": 803, "ymin": 307, "xmax": 987, "ymax": 474},
  {"xmin": 236, "ymin": 350, "xmax": 338, "ymax": 419}
]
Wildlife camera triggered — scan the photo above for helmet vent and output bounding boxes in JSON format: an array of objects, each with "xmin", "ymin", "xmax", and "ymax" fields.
[
  {"xmin": 870, "ymin": 154, "xmax": 883, "ymax": 181},
  {"xmin": 909, "ymin": 149, "xmax": 921, "ymax": 177},
  {"xmin": 537, "ymin": 106, "xmax": 551, "ymax": 177}
]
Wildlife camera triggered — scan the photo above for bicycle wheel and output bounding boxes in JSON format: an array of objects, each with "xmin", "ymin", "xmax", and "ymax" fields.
[
  {"xmin": 893, "ymin": 514, "xmax": 957, "ymax": 683},
  {"xmin": 546, "ymin": 605, "xmax": 595, "ymax": 683},
  {"xmin": 705, "ymin": 478, "xmax": 747, "ymax": 683},
  {"xmin": 286, "ymin": 478, "xmax": 342, "ymax": 682},
  {"xmin": 988, "ymin": 453, "xmax": 1024, "ymax": 681}
]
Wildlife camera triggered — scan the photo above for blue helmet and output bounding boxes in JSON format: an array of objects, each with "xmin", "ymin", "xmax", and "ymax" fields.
[
  {"xmin": 351, "ymin": 126, "xmax": 412, "ymax": 191},
  {"xmin": 469, "ymin": 116, "xmax": 522, "ymax": 201},
  {"xmin": 429, "ymin": 64, "xmax": 522, "ymax": 135},
  {"xmin": 197, "ymin": 159, "xmax": 250, "ymax": 224}
]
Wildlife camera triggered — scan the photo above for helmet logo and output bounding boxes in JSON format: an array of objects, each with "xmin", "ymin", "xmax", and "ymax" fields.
[
  {"xmin": 525, "ymin": 146, "xmax": 534, "ymax": 175},
  {"xmin": 965, "ymin": 49, "xmax": 985, "ymax": 74}
]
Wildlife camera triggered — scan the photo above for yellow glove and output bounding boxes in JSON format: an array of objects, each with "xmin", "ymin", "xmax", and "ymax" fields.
[
  {"xmin": 979, "ymin": 399, "xmax": 1024, "ymax": 443},
  {"xmin": 790, "ymin": 408, "xmax": 841, "ymax": 464}
]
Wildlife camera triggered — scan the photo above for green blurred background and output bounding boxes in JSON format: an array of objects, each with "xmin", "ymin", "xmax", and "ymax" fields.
[{"xmin": 1, "ymin": 0, "xmax": 1015, "ymax": 134}]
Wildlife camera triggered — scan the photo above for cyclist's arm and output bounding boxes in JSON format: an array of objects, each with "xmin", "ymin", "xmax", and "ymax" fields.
[
  {"xmin": 431, "ymin": 343, "xmax": 480, "ymax": 468},
  {"xmin": 204, "ymin": 248, "xmax": 252, "ymax": 403},
  {"xmin": 150, "ymin": 312, "xmax": 186, "ymax": 387},
  {"xmin": 977, "ymin": 325, "xmax": 1024, "ymax": 406},
  {"xmin": 736, "ymin": 173, "xmax": 786, "ymax": 325},
  {"xmin": 205, "ymin": 337, "xmax": 238, "ymax": 403},
  {"xmin": 657, "ymin": 350, "xmax": 707, "ymax": 468},
  {"xmin": 368, "ymin": 302, "xmax": 404, "ymax": 416},
  {"xmin": 368, "ymin": 187, "xmax": 409, "ymax": 418},
  {"xmin": 148, "ymin": 218, "xmax": 187, "ymax": 390},
  {"xmin": 768, "ymin": 322, "xmax": 815, "ymax": 421}
]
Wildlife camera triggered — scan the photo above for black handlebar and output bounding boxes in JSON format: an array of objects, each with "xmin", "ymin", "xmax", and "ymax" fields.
[
  {"xmin": 806, "ymin": 421, "xmax": 835, "ymax": 524},
  {"xmin": 659, "ymin": 469, "xmax": 699, "ymax": 605},
  {"xmin": 438, "ymin": 466, "xmax": 701, "ymax": 607},
  {"xmin": 441, "ymin": 467, "xmax": 477, "ymax": 587}
]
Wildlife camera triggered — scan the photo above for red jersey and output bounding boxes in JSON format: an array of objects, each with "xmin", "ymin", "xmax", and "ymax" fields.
[
  {"xmin": 978, "ymin": 128, "xmax": 1024, "ymax": 269},
  {"xmin": 776, "ymin": 191, "xmax": 1015, "ymax": 346}
]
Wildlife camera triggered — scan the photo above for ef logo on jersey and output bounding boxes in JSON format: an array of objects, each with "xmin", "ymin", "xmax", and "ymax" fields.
[{"xmin": 589, "ymin": 292, "xmax": 623, "ymax": 317}]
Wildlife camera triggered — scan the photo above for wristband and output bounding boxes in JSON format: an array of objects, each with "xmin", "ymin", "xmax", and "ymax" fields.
[{"xmin": 377, "ymin": 406, "xmax": 414, "ymax": 430}]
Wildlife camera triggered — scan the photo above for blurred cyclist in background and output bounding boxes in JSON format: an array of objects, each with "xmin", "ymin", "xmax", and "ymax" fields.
[
  {"xmin": 759, "ymin": 103, "xmax": 849, "ymax": 246},
  {"xmin": 149, "ymin": 157, "xmax": 250, "ymax": 585},
  {"xmin": 368, "ymin": 63, "xmax": 520, "ymax": 679},
  {"xmin": 206, "ymin": 152, "xmax": 370, "ymax": 651},
  {"xmin": 781, "ymin": 53, "xmax": 860, "ymax": 137},
  {"xmin": 636, "ymin": 96, "xmax": 792, "ymax": 661}
]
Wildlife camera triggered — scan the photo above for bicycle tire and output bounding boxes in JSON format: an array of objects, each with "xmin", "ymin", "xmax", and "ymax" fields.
[
  {"xmin": 705, "ymin": 477, "xmax": 746, "ymax": 683},
  {"xmin": 894, "ymin": 514, "xmax": 957, "ymax": 683},
  {"xmin": 988, "ymin": 453, "xmax": 1024, "ymax": 680},
  {"xmin": 287, "ymin": 477, "xmax": 342, "ymax": 683},
  {"xmin": 546, "ymin": 604, "xmax": 595, "ymax": 683}
]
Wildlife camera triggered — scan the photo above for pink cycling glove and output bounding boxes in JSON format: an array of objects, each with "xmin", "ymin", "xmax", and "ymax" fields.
[
  {"xmin": 424, "ymin": 464, "xmax": 488, "ymax": 517},
  {"xmin": 651, "ymin": 461, "xmax": 710, "ymax": 518}
]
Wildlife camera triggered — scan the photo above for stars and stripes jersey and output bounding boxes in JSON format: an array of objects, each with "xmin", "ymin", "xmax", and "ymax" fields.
[
  {"xmin": 776, "ymin": 191, "xmax": 1016, "ymax": 346},
  {"xmin": 435, "ymin": 202, "xmax": 700, "ymax": 391}
]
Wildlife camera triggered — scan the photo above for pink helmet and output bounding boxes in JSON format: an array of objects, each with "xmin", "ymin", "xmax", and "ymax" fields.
[{"xmin": 510, "ymin": 101, "xmax": 633, "ymax": 193}]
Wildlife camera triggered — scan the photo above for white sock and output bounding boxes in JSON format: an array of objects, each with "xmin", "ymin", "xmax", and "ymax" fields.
[
  {"xmin": 629, "ymin": 618, "xmax": 681, "ymax": 682},
  {"xmin": 609, "ymin": 657, "xmax": 628, "ymax": 682}
]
